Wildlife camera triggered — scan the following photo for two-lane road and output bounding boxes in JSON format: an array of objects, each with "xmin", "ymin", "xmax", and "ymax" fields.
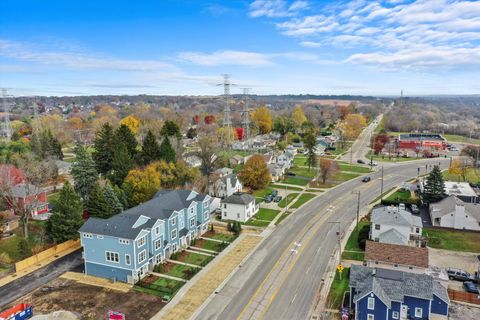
[{"xmin": 196, "ymin": 158, "xmax": 449, "ymax": 320}]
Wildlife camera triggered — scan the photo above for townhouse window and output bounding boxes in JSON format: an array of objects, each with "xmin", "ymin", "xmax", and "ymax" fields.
[
  {"xmin": 367, "ymin": 297, "xmax": 375, "ymax": 310},
  {"xmin": 125, "ymin": 254, "xmax": 131, "ymax": 265},
  {"xmin": 224, "ymin": 204, "xmax": 227, "ymax": 209},
  {"xmin": 204, "ymin": 202, "xmax": 208, "ymax": 209},
  {"xmin": 119, "ymin": 239, "xmax": 130, "ymax": 245},
  {"xmin": 138, "ymin": 250, "xmax": 146, "ymax": 263},
  {"xmin": 171, "ymin": 229, "xmax": 177, "ymax": 239},
  {"xmin": 155, "ymin": 239, "xmax": 162, "ymax": 250},
  {"xmin": 375, "ymin": 224, "xmax": 380, "ymax": 230},
  {"xmin": 414, "ymin": 308, "xmax": 422, "ymax": 317},
  {"xmin": 416, "ymin": 227, "xmax": 420, "ymax": 233},
  {"xmin": 155, "ymin": 226, "xmax": 160, "ymax": 235},
  {"xmin": 137, "ymin": 236, "xmax": 146, "ymax": 247},
  {"xmin": 83, "ymin": 233, "xmax": 93, "ymax": 239},
  {"xmin": 204, "ymin": 211, "xmax": 209, "ymax": 220},
  {"xmin": 367, "ymin": 315, "xmax": 374, "ymax": 320},
  {"xmin": 224, "ymin": 212, "xmax": 227, "ymax": 217},
  {"xmin": 190, "ymin": 207, "xmax": 195, "ymax": 214},
  {"xmin": 190, "ymin": 218, "xmax": 196, "ymax": 228},
  {"xmin": 105, "ymin": 251, "xmax": 119, "ymax": 263},
  {"xmin": 392, "ymin": 311, "xmax": 399, "ymax": 319},
  {"xmin": 172, "ymin": 218, "xmax": 176, "ymax": 226}
]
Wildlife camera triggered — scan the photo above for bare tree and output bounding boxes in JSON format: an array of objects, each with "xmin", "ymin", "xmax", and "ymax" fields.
[
  {"xmin": 0, "ymin": 155, "xmax": 50, "ymax": 238},
  {"xmin": 319, "ymin": 159, "xmax": 339, "ymax": 184}
]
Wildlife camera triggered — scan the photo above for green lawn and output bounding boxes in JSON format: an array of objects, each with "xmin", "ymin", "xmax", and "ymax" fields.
[
  {"xmin": 134, "ymin": 277, "xmax": 185, "ymax": 297},
  {"xmin": 369, "ymin": 187, "xmax": 396, "ymax": 204},
  {"xmin": 278, "ymin": 193, "xmax": 299, "ymax": 208},
  {"xmin": 442, "ymin": 133, "xmax": 480, "ymax": 145},
  {"xmin": 253, "ymin": 187, "xmax": 274, "ymax": 201},
  {"xmin": 384, "ymin": 189, "xmax": 417, "ymax": 204},
  {"xmin": 344, "ymin": 221, "xmax": 370, "ymax": 252},
  {"xmin": 423, "ymin": 228, "xmax": 480, "ymax": 252},
  {"xmin": 282, "ymin": 177, "xmax": 311, "ymax": 186},
  {"xmin": 0, "ymin": 236, "xmax": 22, "ymax": 261},
  {"xmin": 294, "ymin": 156, "xmax": 307, "ymax": 166},
  {"xmin": 342, "ymin": 251, "xmax": 365, "ymax": 261},
  {"xmin": 290, "ymin": 193, "xmax": 316, "ymax": 208},
  {"xmin": 196, "ymin": 239, "xmax": 226, "ymax": 252},
  {"xmin": 443, "ymin": 168, "xmax": 480, "ymax": 184},
  {"xmin": 332, "ymin": 171, "xmax": 362, "ymax": 182},
  {"xmin": 174, "ymin": 251, "xmax": 213, "ymax": 266},
  {"xmin": 337, "ymin": 162, "xmax": 371, "ymax": 173},
  {"xmin": 289, "ymin": 166, "xmax": 317, "ymax": 178},
  {"xmin": 326, "ymin": 268, "xmax": 350, "ymax": 309},
  {"xmin": 256, "ymin": 208, "xmax": 280, "ymax": 221},
  {"xmin": 203, "ymin": 232, "xmax": 236, "ymax": 242},
  {"xmin": 270, "ymin": 184, "xmax": 304, "ymax": 191},
  {"xmin": 243, "ymin": 219, "xmax": 270, "ymax": 227},
  {"xmin": 163, "ymin": 263, "xmax": 201, "ymax": 279}
]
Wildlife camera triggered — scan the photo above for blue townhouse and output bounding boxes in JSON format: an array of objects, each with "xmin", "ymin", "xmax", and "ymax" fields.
[
  {"xmin": 79, "ymin": 189, "xmax": 211, "ymax": 283},
  {"xmin": 350, "ymin": 265, "xmax": 449, "ymax": 320}
]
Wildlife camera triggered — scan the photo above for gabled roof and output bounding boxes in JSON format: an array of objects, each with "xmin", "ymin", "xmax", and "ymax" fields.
[
  {"xmin": 221, "ymin": 192, "xmax": 255, "ymax": 205},
  {"xmin": 378, "ymin": 228, "xmax": 407, "ymax": 245},
  {"xmin": 350, "ymin": 265, "xmax": 448, "ymax": 307},
  {"xmin": 430, "ymin": 195, "xmax": 480, "ymax": 222},
  {"xmin": 365, "ymin": 241, "xmax": 429, "ymax": 268},
  {"xmin": 372, "ymin": 206, "xmax": 422, "ymax": 228}
]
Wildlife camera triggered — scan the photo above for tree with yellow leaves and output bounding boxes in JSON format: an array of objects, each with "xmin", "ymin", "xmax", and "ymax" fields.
[
  {"xmin": 124, "ymin": 165, "xmax": 161, "ymax": 205},
  {"xmin": 252, "ymin": 106, "xmax": 273, "ymax": 134},
  {"xmin": 291, "ymin": 105, "xmax": 307, "ymax": 128},
  {"xmin": 340, "ymin": 114, "xmax": 367, "ymax": 140},
  {"xmin": 448, "ymin": 158, "xmax": 470, "ymax": 182},
  {"xmin": 120, "ymin": 115, "xmax": 141, "ymax": 135}
]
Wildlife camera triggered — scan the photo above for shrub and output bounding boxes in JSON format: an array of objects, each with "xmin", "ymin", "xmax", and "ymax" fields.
[
  {"xmin": 358, "ymin": 225, "xmax": 371, "ymax": 251},
  {"xmin": 0, "ymin": 252, "xmax": 12, "ymax": 267}
]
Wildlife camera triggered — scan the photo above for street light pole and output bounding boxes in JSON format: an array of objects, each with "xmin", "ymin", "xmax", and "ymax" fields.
[
  {"xmin": 380, "ymin": 166, "xmax": 384, "ymax": 203},
  {"xmin": 328, "ymin": 221, "xmax": 342, "ymax": 280}
]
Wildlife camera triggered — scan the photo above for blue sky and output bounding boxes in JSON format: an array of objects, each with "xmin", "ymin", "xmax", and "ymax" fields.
[{"xmin": 1, "ymin": 0, "xmax": 479, "ymax": 96}]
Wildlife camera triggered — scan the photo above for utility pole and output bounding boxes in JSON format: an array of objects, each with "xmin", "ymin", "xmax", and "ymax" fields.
[
  {"xmin": 352, "ymin": 190, "xmax": 360, "ymax": 231},
  {"xmin": 328, "ymin": 221, "xmax": 342, "ymax": 280},
  {"xmin": 380, "ymin": 166, "xmax": 384, "ymax": 203}
]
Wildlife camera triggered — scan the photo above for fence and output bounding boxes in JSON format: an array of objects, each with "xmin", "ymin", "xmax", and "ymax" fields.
[
  {"xmin": 137, "ymin": 279, "xmax": 185, "ymax": 297},
  {"xmin": 448, "ymin": 289, "xmax": 480, "ymax": 305},
  {"xmin": 15, "ymin": 239, "xmax": 80, "ymax": 272}
]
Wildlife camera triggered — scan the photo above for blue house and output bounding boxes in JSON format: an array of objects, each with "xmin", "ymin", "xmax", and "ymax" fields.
[
  {"xmin": 79, "ymin": 189, "xmax": 211, "ymax": 283},
  {"xmin": 350, "ymin": 265, "xmax": 449, "ymax": 320}
]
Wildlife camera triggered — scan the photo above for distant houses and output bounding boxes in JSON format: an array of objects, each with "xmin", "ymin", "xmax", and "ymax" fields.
[
  {"xmin": 209, "ymin": 168, "xmax": 243, "ymax": 199},
  {"xmin": 79, "ymin": 189, "xmax": 211, "ymax": 283},
  {"xmin": 10, "ymin": 183, "xmax": 50, "ymax": 221}
]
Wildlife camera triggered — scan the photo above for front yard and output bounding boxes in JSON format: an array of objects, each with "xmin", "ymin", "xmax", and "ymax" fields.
[
  {"xmin": 282, "ymin": 177, "xmax": 310, "ymax": 186},
  {"xmin": 135, "ymin": 274, "xmax": 185, "ymax": 298},
  {"xmin": 156, "ymin": 261, "xmax": 201, "ymax": 280},
  {"xmin": 384, "ymin": 189, "xmax": 418, "ymax": 204},
  {"xmin": 423, "ymin": 228, "xmax": 480, "ymax": 252},
  {"xmin": 244, "ymin": 208, "xmax": 280, "ymax": 227},
  {"xmin": 443, "ymin": 168, "xmax": 480, "ymax": 184},
  {"xmin": 290, "ymin": 193, "xmax": 316, "ymax": 208},
  {"xmin": 278, "ymin": 193, "xmax": 299, "ymax": 208},
  {"xmin": 326, "ymin": 268, "xmax": 350, "ymax": 309},
  {"xmin": 172, "ymin": 250, "xmax": 213, "ymax": 267},
  {"xmin": 192, "ymin": 238, "xmax": 229, "ymax": 253},
  {"xmin": 342, "ymin": 220, "xmax": 370, "ymax": 261}
]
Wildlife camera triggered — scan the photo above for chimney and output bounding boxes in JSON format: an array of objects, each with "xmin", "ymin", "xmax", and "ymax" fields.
[{"xmin": 372, "ymin": 269, "xmax": 377, "ymax": 277}]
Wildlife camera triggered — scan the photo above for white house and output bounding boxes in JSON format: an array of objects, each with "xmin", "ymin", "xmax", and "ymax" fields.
[
  {"xmin": 370, "ymin": 205, "xmax": 424, "ymax": 247},
  {"xmin": 444, "ymin": 181, "xmax": 478, "ymax": 203},
  {"xmin": 209, "ymin": 174, "xmax": 243, "ymax": 199},
  {"xmin": 430, "ymin": 196, "xmax": 480, "ymax": 231},
  {"xmin": 221, "ymin": 192, "xmax": 259, "ymax": 222}
]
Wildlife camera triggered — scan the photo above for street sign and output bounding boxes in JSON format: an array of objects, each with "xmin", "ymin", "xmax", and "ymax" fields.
[{"xmin": 337, "ymin": 264, "xmax": 344, "ymax": 273}]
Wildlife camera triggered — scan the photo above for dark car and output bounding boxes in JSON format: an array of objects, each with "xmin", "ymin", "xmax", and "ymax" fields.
[
  {"xmin": 357, "ymin": 159, "xmax": 365, "ymax": 164},
  {"xmin": 264, "ymin": 195, "xmax": 273, "ymax": 203},
  {"xmin": 273, "ymin": 196, "xmax": 283, "ymax": 203},
  {"xmin": 446, "ymin": 268, "xmax": 475, "ymax": 281},
  {"xmin": 286, "ymin": 172, "xmax": 296, "ymax": 176},
  {"xmin": 362, "ymin": 176, "xmax": 371, "ymax": 183},
  {"xmin": 464, "ymin": 281, "xmax": 480, "ymax": 294},
  {"xmin": 271, "ymin": 190, "xmax": 278, "ymax": 197}
]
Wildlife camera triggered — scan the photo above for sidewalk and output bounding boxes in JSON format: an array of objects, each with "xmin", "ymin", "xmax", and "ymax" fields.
[
  {"xmin": 152, "ymin": 234, "xmax": 262, "ymax": 320},
  {"xmin": 0, "ymin": 246, "xmax": 80, "ymax": 288}
]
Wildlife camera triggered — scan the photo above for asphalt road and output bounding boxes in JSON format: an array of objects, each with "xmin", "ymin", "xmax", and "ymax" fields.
[
  {"xmin": 341, "ymin": 114, "xmax": 382, "ymax": 164},
  {"xmin": 0, "ymin": 249, "xmax": 83, "ymax": 308}
]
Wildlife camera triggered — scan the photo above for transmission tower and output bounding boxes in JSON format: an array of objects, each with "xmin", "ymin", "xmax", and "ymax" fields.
[
  {"xmin": 1, "ymin": 89, "xmax": 13, "ymax": 141},
  {"xmin": 241, "ymin": 88, "xmax": 251, "ymax": 143},
  {"xmin": 217, "ymin": 74, "xmax": 235, "ymax": 130}
]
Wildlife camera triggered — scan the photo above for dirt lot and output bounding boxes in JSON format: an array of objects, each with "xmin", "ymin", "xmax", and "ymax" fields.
[
  {"xmin": 428, "ymin": 248, "xmax": 479, "ymax": 274},
  {"xmin": 449, "ymin": 302, "xmax": 480, "ymax": 320},
  {"xmin": 12, "ymin": 278, "xmax": 164, "ymax": 320}
]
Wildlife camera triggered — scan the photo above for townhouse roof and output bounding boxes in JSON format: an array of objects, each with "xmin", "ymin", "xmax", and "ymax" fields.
[
  {"xmin": 430, "ymin": 195, "xmax": 480, "ymax": 222},
  {"xmin": 365, "ymin": 241, "xmax": 429, "ymax": 268},
  {"xmin": 79, "ymin": 190, "xmax": 208, "ymax": 239},
  {"xmin": 350, "ymin": 265, "xmax": 449, "ymax": 308},
  {"xmin": 221, "ymin": 192, "xmax": 255, "ymax": 205},
  {"xmin": 378, "ymin": 228, "xmax": 407, "ymax": 245},
  {"xmin": 372, "ymin": 206, "xmax": 422, "ymax": 228}
]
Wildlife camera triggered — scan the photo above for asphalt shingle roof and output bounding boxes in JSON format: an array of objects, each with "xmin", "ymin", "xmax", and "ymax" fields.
[
  {"xmin": 365, "ymin": 241, "xmax": 429, "ymax": 268},
  {"xmin": 431, "ymin": 195, "xmax": 480, "ymax": 222},
  {"xmin": 221, "ymin": 192, "xmax": 255, "ymax": 205},
  {"xmin": 350, "ymin": 265, "xmax": 449, "ymax": 307},
  {"xmin": 378, "ymin": 228, "xmax": 407, "ymax": 245},
  {"xmin": 372, "ymin": 206, "xmax": 422, "ymax": 228}
]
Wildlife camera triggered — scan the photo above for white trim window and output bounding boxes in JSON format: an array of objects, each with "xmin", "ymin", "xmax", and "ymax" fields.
[
  {"xmin": 415, "ymin": 308, "xmax": 422, "ymax": 318},
  {"xmin": 171, "ymin": 217, "xmax": 176, "ymax": 226},
  {"xmin": 155, "ymin": 226, "xmax": 160, "ymax": 235},
  {"xmin": 203, "ymin": 211, "xmax": 209, "ymax": 220},
  {"xmin": 190, "ymin": 218, "xmax": 196, "ymax": 228},
  {"xmin": 138, "ymin": 250, "xmax": 146, "ymax": 263},
  {"xmin": 106, "ymin": 251, "xmax": 119, "ymax": 263},
  {"xmin": 367, "ymin": 315, "xmax": 374, "ymax": 320},
  {"xmin": 171, "ymin": 229, "xmax": 177, "ymax": 240},
  {"xmin": 119, "ymin": 239, "xmax": 130, "ymax": 245},
  {"xmin": 125, "ymin": 254, "xmax": 131, "ymax": 265},
  {"xmin": 367, "ymin": 297, "xmax": 375, "ymax": 310},
  {"xmin": 137, "ymin": 236, "xmax": 146, "ymax": 247},
  {"xmin": 155, "ymin": 238, "xmax": 162, "ymax": 250},
  {"xmin": 83, "ymin": 233, "xmax": 93, "ymax": 239},
  {"xmin": 392, "ymin": 311, "xmax": 399, "ymax": 319}
]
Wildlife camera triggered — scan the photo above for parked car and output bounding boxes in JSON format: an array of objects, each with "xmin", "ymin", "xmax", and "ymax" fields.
[
  {"xmin": 399, "ymin": 203, "xmax": 406, "ymax": 211},
  {"xmin": 464, "ymin": 281, "xmax": 480, "ymax": 294},
  {"xmin": 362, "ymin": 176, "xmax": 371, "ymax": 183},
  {"xmin": 286, "ymin": 172, "xmax": 296, "ymax": 176},
  {"xmin": 357, "ymin": 159, "xmax": 365, "ymax": 164},
  {"xmin": 446, "ymin": 268, "xmax": 475, "ymax": 281},
  {"xmin": 273, "ymin": 196, "xmax": 283, "ymax": 203},
  {"xmin": 264, "ymin": 195, "xmax": 274, "ymax": 203},
  {"xmin": 411, "ymin": 204, "xmax": 420, "ymax": 214},
  {"xmin": 271, "ymin": 190, "xmax": 278, "ymax": 197},
  {"xmin": 369, "ymin": 161, "xmax": 378, "ymax": 166}
]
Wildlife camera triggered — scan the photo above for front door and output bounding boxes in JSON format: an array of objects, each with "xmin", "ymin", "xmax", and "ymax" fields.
[{"xmin": 400, "ymin": 305, "xmax": 408, "ymax": 319}]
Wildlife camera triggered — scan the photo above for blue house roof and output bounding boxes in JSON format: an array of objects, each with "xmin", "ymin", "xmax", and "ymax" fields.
[
  {"xmin": 80, "ymin": 190, "xmax": 208, "ymax": 239},
  {"xmin": 350, "ymin": 265, "xmax": 449, "ymax": 308}
]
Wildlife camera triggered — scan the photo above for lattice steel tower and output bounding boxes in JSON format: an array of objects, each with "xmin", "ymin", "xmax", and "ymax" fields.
[
  {"xmin": 241, "ymin": 87, "xmax": 251, "ymax": 142},
  {"xmin": 218, "ymin": 74, "xmax": 234, "ymax": 130}
]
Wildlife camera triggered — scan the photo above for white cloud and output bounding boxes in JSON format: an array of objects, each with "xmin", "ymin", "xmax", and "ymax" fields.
[
  {"xmin": 178, "ymin": 50, "xmax": 274, "ymax": 66},
  {"xmin": 249, "ymin": 0, "xmax": 308, "ymax": 18},
  {"xmin": 0, "ymin": 39, "xmax": 173, "ymax": 71},
  {"xmin": 299, "ymin": 41, "xmax": 322, "ymax": 47}
]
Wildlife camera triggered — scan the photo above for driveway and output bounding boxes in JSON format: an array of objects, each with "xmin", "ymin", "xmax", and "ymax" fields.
[
  {"xmin": 419, "ymin": 206, "xmax": 432, "ymax": 227},
  {"xmin": 0, "ymin": 249, "xmax": 83, "ymax": 308}
]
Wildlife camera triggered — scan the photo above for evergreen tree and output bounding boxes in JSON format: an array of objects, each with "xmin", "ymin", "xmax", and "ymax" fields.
[
  {"xmin": 71, "ymin": 145, "xmax": 98, "ymax": 201},
  {"xmin": 30, "ymin": 129, "xmax": 63, "ymax": 160},
  {"xmin": 159, "ymin": 136, "xmax": 176, "ymax": 163},
  {"xmin": 423, "ymin": 165, "xmax": 446, "ymax": 203},
  {"xmin": 114, "ymin": 184, "xmax": 129, "ymax": 210},
  {"xmin": 46, "ymin": 181, "xmax": 84, "ymax": 243},
  {"xmin": 141, "ymin": 130, "xmax": 161, "ymax": 165},
  {"xmin": 303, "ymin": 130, "xmax": 317, "ymax": 170},
  {"xmin": 108, "ymin": 142, "xmax": 133, "ymax": 186},
  {"xmin": 115, "ymin": 124, "xmax": 138, "ymax": 158},
  {"xmin": 86, "ymin": 183, "xmax": 112, "ymax": 218},
  {"xmin": 103, "ymin": 181, "xmax": 123, "ymax": 215},
  {"xmin": 160, "ymin": 120, "xmax": 181, "ymax": 138},
  {"xmin": 92, "ymin": 123, "xmax": 116, "ymax": 176},
  {"xmin": 186, "ymin": 127, "xmax": 197, "ymax": 139}
]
